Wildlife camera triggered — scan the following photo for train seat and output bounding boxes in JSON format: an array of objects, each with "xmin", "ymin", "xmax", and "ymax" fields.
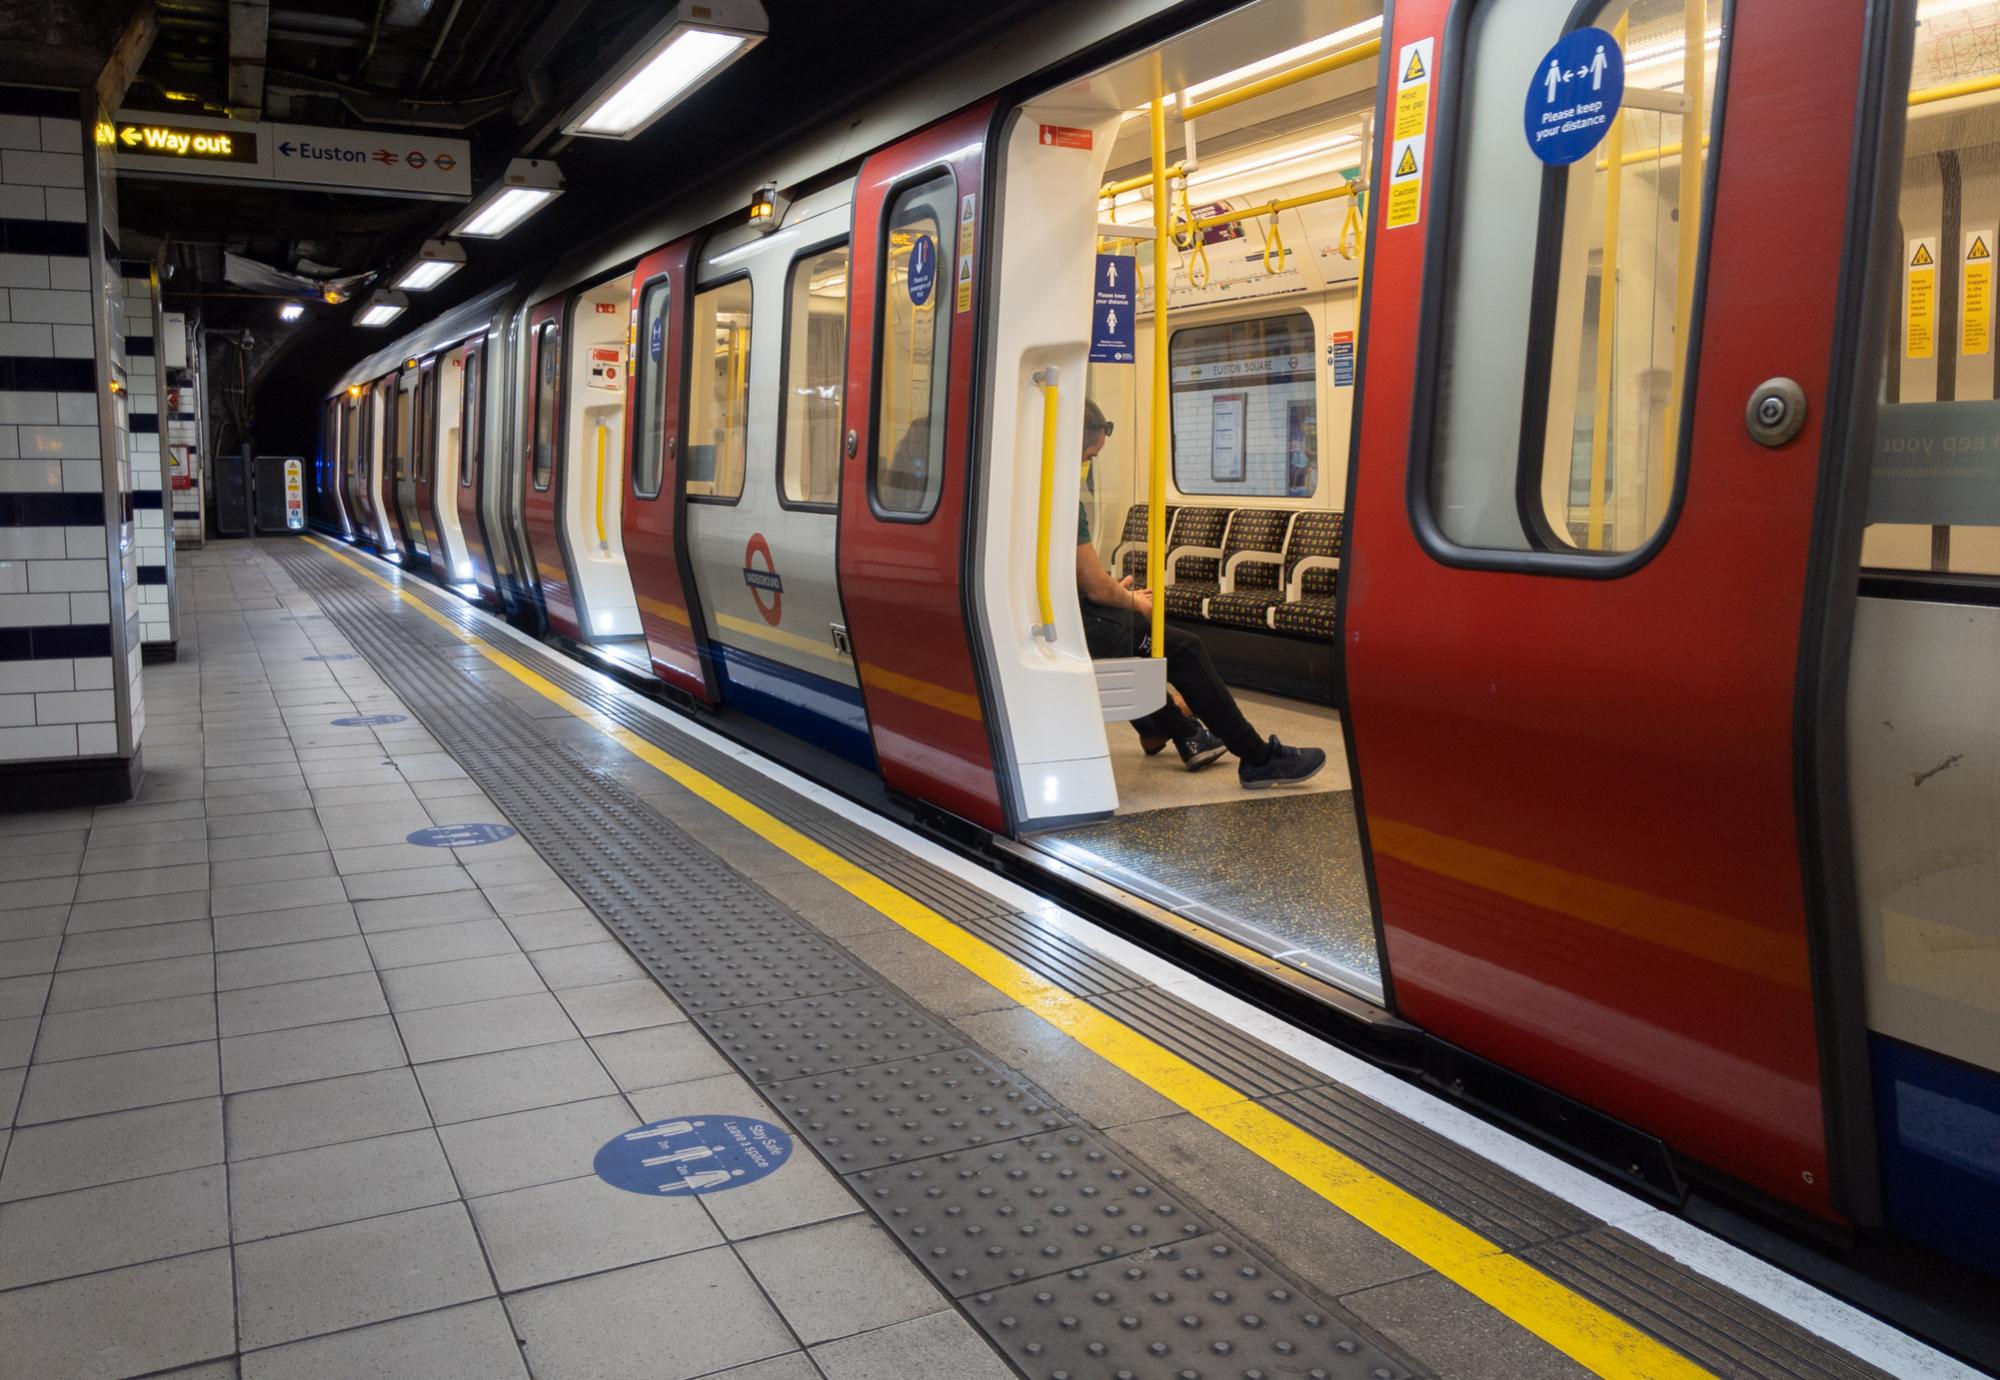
[
  {"xmin": 1268, "ymin": 510, "xmax": 1344, "ymax": 638},
  {"xmin": 1160, "ymin": 506, "xmax": 1229, "ymax": 619},
  {"xmin": 1110, "ymin": 502, "xmax": 1178, "ymax": 583},
  {"xmin": 1206, "ymin": 508, "xmax": 1297, "ymax": 630}
]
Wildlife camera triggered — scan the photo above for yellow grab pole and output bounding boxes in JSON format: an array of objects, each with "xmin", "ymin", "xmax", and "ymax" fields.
[
  {"xmin": 1661, "ymin": 0, "xmax": 1704, "ymax": 526},
  {"xmin": 1102, "ymin": 163, "xmax": 1184, "ymax": 201},
  {"xmin": 1032, "ymin": 370, "xmax": 1059, "ymax": 638},
  {"xmin": 1179, "ymin": 38, "xmax": 1382, "ymax": 121},
  {"xmin": 593, "ymin": 420, "xmax": 608, "ymax": 545},
  {"xmin": 1148, "ymin": 65, "xmax": 1170, "ymax": 658},
  {"xmin": 1587, "ymin": 18, "xmax": 1628, "ymax": 552}
]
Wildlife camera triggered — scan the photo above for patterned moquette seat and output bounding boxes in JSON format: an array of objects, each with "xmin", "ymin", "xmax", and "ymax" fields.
[
  {"xmin": 1269, "ymin": 510, "xmax": 1345, "ymax": 638},
  {"xmin": 1205, "ymin": 508, "xmax": 1297, "ymax": 630},
  {"xmin": 1113, "ymin": 503, "xmax": 1178, "ymax": 583},
  {"xmin": 1160, "ymin": 507, "xmax": 1230, "ymax": 619}
]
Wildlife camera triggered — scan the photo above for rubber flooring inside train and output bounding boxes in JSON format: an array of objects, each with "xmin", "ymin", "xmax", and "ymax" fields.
[{"xmin": 1038, "ymin": 791, "xmax": 1378, "ymax": 984}]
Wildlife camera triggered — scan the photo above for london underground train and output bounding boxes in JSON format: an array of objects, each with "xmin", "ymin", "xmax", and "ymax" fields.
[{"xmin": 314, "ymin": 0, "xmax": 2000, "ymax": 1314}]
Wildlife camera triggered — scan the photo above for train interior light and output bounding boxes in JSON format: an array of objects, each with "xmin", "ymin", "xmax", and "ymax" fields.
[{"xmin": 561, "ymin": 0, "xmax": 768, "ymax": 140}]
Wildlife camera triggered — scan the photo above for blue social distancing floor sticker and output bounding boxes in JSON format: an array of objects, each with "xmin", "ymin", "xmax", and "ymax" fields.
[
  {"xmin": 332, "ymin": 714, "xmax": 407, "ymax": 727},
  {"xmin": 407, "ymin": 823, "xmax": 518, "ymax": 848},
  {"xmin": 595, "ymin": 1116, "xmax": 794, "ymax": 1196}
]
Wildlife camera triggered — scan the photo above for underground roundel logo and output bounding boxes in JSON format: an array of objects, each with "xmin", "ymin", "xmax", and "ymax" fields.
[{"xmin": 742, "ymin": 532, "xmax": 783, "ymax": 625}]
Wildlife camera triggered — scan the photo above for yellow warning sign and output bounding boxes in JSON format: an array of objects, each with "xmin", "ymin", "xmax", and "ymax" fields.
[
  {"xmin": 1907, "ymin": 236, "xmax": 1936, "ymax": 360},
  {"xmin": 1386, "ymin": 37, "xmax": 1433, "ymax": 233},
  {"xmin": 1966, "ymin": 228, "xmax": 1993, "ymax": 356}
]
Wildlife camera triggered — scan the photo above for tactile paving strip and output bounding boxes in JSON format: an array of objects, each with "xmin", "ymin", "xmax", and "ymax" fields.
[
  {"xmin": 852, "ymin": 1128, "xmax": 1210, "ymax": 1295},
  {"xmin": 695, "ymin": 989, "xmax": 967, "ymax": 1082},
  {"xmin": 968, "ymin": 1236, "xmax": 1418, "ymax": 1380},
  {"xmin": 767, "ymin": 1051, "xmax": 1071, "ymax": 1173}
]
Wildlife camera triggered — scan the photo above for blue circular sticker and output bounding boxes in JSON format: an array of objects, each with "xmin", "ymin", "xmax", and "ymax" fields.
[
  {"xmin": 595, "ymin": 1115, "xmax": 793, "ymax": 1196},
  {"xmin": 303, "ymin": 654, "xmax": 358, "ymax": 662},
  {"xmin": 1524, "ymin": 27, "xmax": 1624, "ymax": 166},
  {"xmin": 406, "ymin": 823, "xmax": 518, "ymax": 848},
  {"xmin": 331, "ymin": 713, "xmax": 406, "ymax": 727},
  {"xmin": 906, "ymin": 232, "xmax": 936, "ymax": 306}
]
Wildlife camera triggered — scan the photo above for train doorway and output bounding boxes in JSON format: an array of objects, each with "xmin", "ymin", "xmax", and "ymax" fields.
[{"xmin": 982, "ymin": 0, "xmax": 1386, "ymax": 1001}]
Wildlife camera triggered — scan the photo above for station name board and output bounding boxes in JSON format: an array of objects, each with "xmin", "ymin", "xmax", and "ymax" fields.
[{"xmin": 117, "ymin": 122, "xmax": 259, "ymax": 163}]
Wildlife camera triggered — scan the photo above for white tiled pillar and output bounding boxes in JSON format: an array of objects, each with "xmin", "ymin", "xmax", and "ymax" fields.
[
  {"xmin": 0, "ymin": 84, "xmax": 142, "ymax": 803},
  {"xmin": 122, "ymin": 261, "xmax": 176, "ymax": 656},
  {"xmin": 164, "ymin": 309, "xmax": 203, "ymax": 545}
]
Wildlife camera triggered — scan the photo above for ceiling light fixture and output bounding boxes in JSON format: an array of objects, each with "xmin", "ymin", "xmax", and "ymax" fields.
[
  {"xmin": 355, "ymin": 290, "xmax": 408, "ymax": 327},
  {"xmin": 562, "ymin": 0, "xmax": 768, "ymax": 140},
  {"xmin": 279, "ymin": 302, "xmax": 305, "ymax": 322},
  {"xmin": 451, "ymin": 159, "xmax": 564, "ymax": 238},
  {"xmin": 395, "ymin": 238, "xmax": 467, "ymax": 291}
]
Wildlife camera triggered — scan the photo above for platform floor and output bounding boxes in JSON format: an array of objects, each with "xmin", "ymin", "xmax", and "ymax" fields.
[{"xmin": 0, "ymin": 539, "xmax": 1973, "ymax": 1380}]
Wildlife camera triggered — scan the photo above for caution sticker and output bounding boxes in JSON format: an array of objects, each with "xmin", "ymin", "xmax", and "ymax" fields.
[
  {"xmin": 1965, "ymin": 229, "xmax": 1993, "ymax": 357},
  {"xmin": 1386, "ymin": 37, "xmax": 1434, "ymax": 230},
  {"xmin": 1907, "ymin": 236, "xmax": 1936, "ymax": 361},
  {"xmin": 957, "ymin": 193, "xmax": 976, "ymax": 314}
]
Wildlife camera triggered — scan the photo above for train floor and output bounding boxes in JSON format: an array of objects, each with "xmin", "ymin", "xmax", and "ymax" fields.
[{"xmin": 0, "ymin": 537, "xmax": 1972, "ymax": 1380}]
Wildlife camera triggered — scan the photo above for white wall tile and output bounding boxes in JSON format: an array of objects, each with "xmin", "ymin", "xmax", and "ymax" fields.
[
  {"xmin": 62, "ymin": 526, "xmax": 104, "ymax": 558},
  {"xmin": 61, "ymin": 457, "xmax": 100, "ymax": 489},
  {"xmin": 0, "ymin": 321, "xmax": 53, "ymax": 356},
  {"xmin": 54, "ymin": 392, "xmax": 95, "ymax": 426},
  {"xmin": 0, "ymin": 528, "xmax": 67, "ymax": 560},
  {"xmin": 0, "ymin": 254, "xmax": 48, "ymax": 290},
  {"xmin": 0, "ymin": 591, "xmax": 71, "ymax": 625},
  {"xmin": 67, "ymin": 591, "xmax": 109, "ymax": 623},
  {"xmin": 0, "ymin": 428, "xmax": 14, "ymax": 459},
  {"xmin": 1, "ymin": 150, "xmax": 83, "ymax": 188},
  {"xmin": 0, "ymin": 693, "xmax": 33, "ymax": 728},
  {"xmin": 0, "ymin": 459, "xmax": 62, "ymax": 491},
  {"xmin": 0, "ymin": 722, "xmax": 77, "ymax": 759},
  {"xmin": 43, "ymin": 188, "xmax": 83, "ymax": 222},
  {"xmin": 0, "ymin": 288, "xmax": 9, "ymax": 320},
  {"xmin": 37, "ymin": 119, "xmax": 80, "ymax": 155},
  {"xmin": 6, "ymin": 288, "xmax": 90, "ymax": 325},
  {"xmin": 16, "ymin": 427, "xmax": 93, "ymax": 459},
  {"xmin": 36, "ymin": 688, "xmax": 112, "ymax": 724},
  {"xmin": 0, "ymin": 562, "xmax": 25, "ymax": 594},
  {"xmin": 0, "ymin": 184, "xmax": 44, "ymax": 219},
  {"xmin": 77, "ymin": 721, "xmax": 115, "ymax": 755},
  {"xmin": 46, "ymin": 256, "xmax": 86, "ymax": 291},
  {"xmin": 0, "ymin": 393, "xmax": 57, "ymax": 426},
  {"xmin": 28, "ymin": 559, "xmax": 105, "ymax": 593},
  {"xmin": 50, "ymin": 324, "xmax": 91, "ymax": 357},
  {"xmin": 0, "ymin": 659, "xmax": 70, "ymax": 694},
  {"xmin": 71, "ymin": 656, "xmax": 111, "ymax": 690},
  {"xmin": 0, "ymin": 115, "xmax": 40, "ymax": 151}
]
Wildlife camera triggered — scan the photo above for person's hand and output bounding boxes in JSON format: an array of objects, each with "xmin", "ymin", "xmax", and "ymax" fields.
[
  {"xmin": 1130, "ymin": 587, "xmax": 1154, "ymax": 618},
  {"xmin": 1117, "ymin": 575, "xmax": 1136, "ymax": 591}
]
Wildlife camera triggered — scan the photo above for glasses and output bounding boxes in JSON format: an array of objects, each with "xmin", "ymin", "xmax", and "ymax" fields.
[{"xmin": 1085, "ymin": 421, "xmax": 1115, "ymax": 437}]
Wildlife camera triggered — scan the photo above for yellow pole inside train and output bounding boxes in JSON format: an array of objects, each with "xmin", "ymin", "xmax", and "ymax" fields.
[
  {"xmin": 1662, "ymin": 0, "xmax": 1705, "ymax": 524},
  {"xmin": 1147, "ymin": 62, "xmax": 1169, "ymax": 659},
  {"xmin": 1588, "ymin": 17, "xmax": 1628, "ymax": 552}
]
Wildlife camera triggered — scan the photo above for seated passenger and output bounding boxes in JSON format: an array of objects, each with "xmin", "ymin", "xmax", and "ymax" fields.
[{"xmin": 1074, "ymin": 399, "xmax": 1324, "ymax": 788}]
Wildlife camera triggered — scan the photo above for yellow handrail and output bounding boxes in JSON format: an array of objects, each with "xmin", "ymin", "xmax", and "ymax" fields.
[
  {"xmin": 1661, "ymin": 0, "xmax": 1705, "ymax": 529},
  {"xmin": 593, "ymin": 420, "xmax": 608, "ymax": 545},
  {"xmin": 1102, "ymin": 162, "xmax": 1184, "ymax": 201},
  {"xmin": 1032, "ymin": 369, "xmax": 1060, "ymax": 639},
  {"xmin": 1148, "ymin": 64, "xmax": 1170, "ymax": 659},
  {"xmin": 1587, "ymin": 16, "xmax": 1628, "ymax": 553},
  {"xmin": 1187, "ymin": 182, "xmax": 1355, "ymax": 233},
  {"xmin": 1179, "ymin": 38, "xmax": 1382, "ymax": 121},
  {"xmin": 1909, "ymin": 70, "xmax": 2000, "ymax": 108}
]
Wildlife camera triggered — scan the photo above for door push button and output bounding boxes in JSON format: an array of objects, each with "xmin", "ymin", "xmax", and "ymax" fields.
[{"xmin": 1745, "ymin": 377, "xmax": 1808, "ymax": 447}]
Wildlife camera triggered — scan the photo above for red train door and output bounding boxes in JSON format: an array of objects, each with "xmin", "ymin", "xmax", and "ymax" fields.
[
  {"xmin": 837, "ymin": 104, "xmax": 1005, "ymax": 830},
  {"xmin": 457, "ymin": 340, "xmax": 499, "ymax": 603},
  {"xmin": 623, "ymin": 239, "xmax": 717, "ymax": 702},
  {"xmin": 413, "ymin": 357, "xmax": 445, "ymax": 561},
  {"xmin": 1346, "ymin": 1, "xmax": 1897, "ymax": 1222},
  {"xmin": 522, "ymin": 296, "xmax": 580, "ymax": 639}
]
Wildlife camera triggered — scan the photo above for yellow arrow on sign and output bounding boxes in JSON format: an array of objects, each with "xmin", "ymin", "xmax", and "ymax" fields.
[{"xmin": 120, "ymin": 126, "xmax": 141, "ymax": 146}]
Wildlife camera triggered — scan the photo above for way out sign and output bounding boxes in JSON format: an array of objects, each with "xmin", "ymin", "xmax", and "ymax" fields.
[{"xmin": 1524, "ymin": 28, "xmax": 1624, "ymax": 165}]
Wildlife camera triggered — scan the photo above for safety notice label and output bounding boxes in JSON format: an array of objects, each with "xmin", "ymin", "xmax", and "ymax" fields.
[
  {"xmin": 1966, "ymin": 230, "xmax": 1994, "ymax": 357},
  {"xmin": 1386, "ymin": 37, "xmax": 1434, "ymax": 230},
  {"xmin": 1908, "ymin": 236, "xmax": 1937, "ymax": 361}
]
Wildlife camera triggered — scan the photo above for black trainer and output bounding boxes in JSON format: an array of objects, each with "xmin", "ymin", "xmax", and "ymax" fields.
[
  {"xmin": 1174, "ymin": 728, "xmax": 1226, "ymax": 770},
  {"xmin": 1238, "ymin": 735, "xmax": 1326, "ymax": 788}
]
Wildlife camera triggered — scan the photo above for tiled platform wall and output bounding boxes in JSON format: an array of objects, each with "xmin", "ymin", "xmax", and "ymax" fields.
[{"xmin": 122, "ymin": 263, "xmax": 174, "ymax": 652}]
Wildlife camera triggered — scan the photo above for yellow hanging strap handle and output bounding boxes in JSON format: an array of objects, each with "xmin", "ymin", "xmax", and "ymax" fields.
[
  {"xmin": 1261, "ymin": 205, "xmax": 1286, "ymax": 275},
  {"xmin": 1031, "ymin": 367, "xmax": 1060, "ymax": 642},
  {"xmin": 1337, "ymin": 197, "xmax": 1361, "ymax": 260},
  {"xmin": 1178, "ymin": 183, "xmax": 1209, "ymax": 289}
]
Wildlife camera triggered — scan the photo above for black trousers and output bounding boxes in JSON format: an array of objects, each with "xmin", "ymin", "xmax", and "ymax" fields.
[{"xmin": 1080, "ymin": 603, "xmax": 1264, "ymax": 759}]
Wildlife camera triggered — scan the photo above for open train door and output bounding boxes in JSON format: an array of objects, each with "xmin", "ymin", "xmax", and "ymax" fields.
[
  {"xmin": 1344, "ymin": 0, "xmax": 1906, "ymax": 1224},
  {"xmin": 623, "ymin": 238, "xmax": 718, "ymax": 704},
  {"xmin": 837, "ymin": 105, "xmax": 1008, "ymax": 830}
]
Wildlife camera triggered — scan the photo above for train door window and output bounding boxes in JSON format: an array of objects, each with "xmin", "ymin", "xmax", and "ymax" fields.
[
  {"xmin": 423, "ymin": 367, "xmax": 439, "ymax": 483},
  {"xmin": 781, "ymin": 243, "xmax": 849, "ymax": 507},
  {"xmin": 461, "ymin": 352, "xmax": 481, "ymax": 488},
  {"xmin": 1170, "ymin": 313, "xmax": 1318, "ymax": 498},
  {"xmin": 532, "ymin": 322, "xmax": 559, "ymax": 491},
  {"xmin": 873, "ymin": 173, "xmax": 954, "ymax": 518},
  {"xmin": 633, "ymin": 279, "xmax": 671, "ymax": 500},
  {"xmin": 393, "ymin": 379, "xmax": 413, "ymax": 481},
  {"xmin": 687, "ymin": 278, "xmax": 752, "ymax": 501},
  {"xmin": 1422, "ymin": 0, "xmax": 1723, "ymax": 557}
]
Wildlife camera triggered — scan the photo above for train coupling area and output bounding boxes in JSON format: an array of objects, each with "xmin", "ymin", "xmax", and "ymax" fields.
[{"xmin": 0, "ymin": 536, "xmax": 1978, "ymax": 1380}]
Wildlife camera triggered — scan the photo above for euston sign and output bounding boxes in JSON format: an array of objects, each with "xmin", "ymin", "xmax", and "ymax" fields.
[{"xmin": 117, "ymin": 122, "xmax": 259, "ymax": 163}]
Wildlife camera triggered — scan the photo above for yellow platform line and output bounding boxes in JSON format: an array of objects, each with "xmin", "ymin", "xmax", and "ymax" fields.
[{"xmin": 304, "ymin": 536, "xmax": 1713, "ymax": 1380}]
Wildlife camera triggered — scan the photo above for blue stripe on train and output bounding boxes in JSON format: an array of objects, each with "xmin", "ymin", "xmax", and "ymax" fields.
[
  {"xmin": 1871, "ymin": 1032, "xmax": 2000, "ymax": 1280},
  {"xmin": 709, "ymin": 640, "xmax": 875, "ymax": 771}
]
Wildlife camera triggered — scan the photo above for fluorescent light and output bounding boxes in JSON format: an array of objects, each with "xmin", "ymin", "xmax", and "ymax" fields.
[
  {"xmin": 1119, "ymin": 18, "xmax": 1384, "ymax": 122},
  {"xmin": 355, "ymin": 290, "xmax": 408, "ymax": 327},
  {"xmin": 451, "ymin": 159, "xmax": 564, "ymax": 239},
  {"xmin": 562, "ymin": 0, "xmax": 767, "ymax": 140},
  {"xmin": 279, "ymin": 302, "xmax": 305, "ymax": 322},
  {"xmin": 394, "ymin": 239, "xmax": 466, "ymax": 291}
]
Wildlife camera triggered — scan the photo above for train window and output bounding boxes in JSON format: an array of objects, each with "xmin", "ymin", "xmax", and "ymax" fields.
[
  {"xmin": 1423, "ymin": 0, "xmax": 1722, "ymax": 558},
  {"xmin": 393, "ymin": 379, "xmax": 414, "ymax": 483},
  {"xmin": 687, "ymin": 277, "xmax": 752, "ymax": 501},
  {"xmin": 873, "ymin": 173, "xmax": 954, "ymax": 518},
  {"xmin": 632, "ymin": 279, "xmax": 671, "ymax": 500},
  {"xmin": 419, "ymin": 369, "xmax": 436, "ymax": 484},
  {"xmin": 532, "ymin": 322, "xmax": 559, "ymax": 491},
  {"xmin": 1861, "ymin": 22, "xmax": 2000, "ymax": 579},
  {"xmin": 461, "ymin": 352, "xmax": 481, "ymax": 489},
  {"xmin": 1169, "ymin": 313, "xmax": 1317, "ymax": 498},
  {"xmin": 780, "ymin": 243, "xmax": 849, "ymax": 507}
]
